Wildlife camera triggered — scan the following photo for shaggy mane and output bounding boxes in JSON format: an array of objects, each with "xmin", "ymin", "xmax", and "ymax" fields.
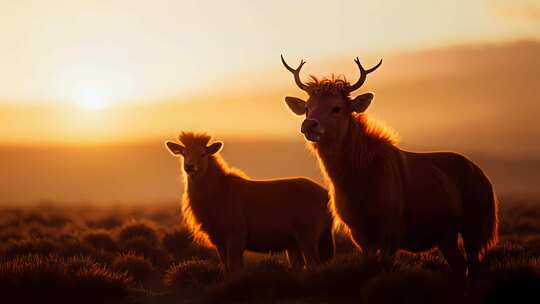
[
  {"xmin": 178, "ymin": 131, "xmax": 211, "ymax": 147},
  {"xmin": 306, "ymin": 75, "xmax": 352, "ymax": 97},
  {"xmin": 353, "ymin": 113, "xmax": 400, "ymax": 146}
]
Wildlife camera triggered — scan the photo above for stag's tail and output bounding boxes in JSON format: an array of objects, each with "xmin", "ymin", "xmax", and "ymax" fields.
[
  {"xmin": 461, "ymin": 161, "xmax": 499, "ymax": 260},
  {"xmin": 319, "ymin": 223, "xmax": 335, "ymax": 264},
  {"xmin": 479, "ymin": 189, "xmax": 499, "ymax": 255}
]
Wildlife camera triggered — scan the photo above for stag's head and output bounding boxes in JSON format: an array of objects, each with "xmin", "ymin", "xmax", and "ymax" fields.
[
  {"xmin": 282, "ymin": 55, "xmax": 382, "ymax": 144},
  {"xmin": 165, "ymin": 132, "xmax": 223, "ymax": 178}
]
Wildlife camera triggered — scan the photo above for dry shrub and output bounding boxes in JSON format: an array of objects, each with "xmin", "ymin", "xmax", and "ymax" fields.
[
  {"xmin": 162, "ymin": 227, "xmax": 193, "ymax": 259},
  {"xmin": 58, "ymin": 239, "xmax": 95, "ymax": 257},
  {"xmin": 473, "ymin": 258, "xmax": 540, "ymax": 303},
  {"xmin": 117, "ymin": 220, "xmax": 159, "ymax": 246},
  {"xmin": 87, "ymin": 215, "xmax": 123, "ymax": 229},
  {"xmin": 119, "ymin": 236, "xmax": 171, "ymax": 267},
  {"xmin": 164, "ymin": 259, "xmax": 222, "ymax": 290},
  {"xmin": 209, "ymin": 257, "xmax": 300, "ymax": 302},
  {"xmin": 0, "ymin": 254, "xmax": 132, "ymax": 304},
  {"xmin": 300, "ymin": 252, "xmax": 388, "ymax": 301},
  {"xmin": 2, "ymin": 238, "xmax": 59, "ymax": 259},
  {"xmin": 179, "ymin": 243, "xmax": 220, "ymax": 262},
  {"xmin": 483, "ymin": 241, "xmax": 529, "ymax": 267},
  {"xmin": 113, "ymin": 252, "xmax": 155, "ymax": 283},
  {"xmin": 83, "ymin": 229, "xmax": 117, "ymax": 252},
  {"xmin": 361, "ymin": 270, "xmax": 461, "ymax": 304},
  {"xmin": 394, "ymin": 250, "xmax": 449, "ymax": 272}
]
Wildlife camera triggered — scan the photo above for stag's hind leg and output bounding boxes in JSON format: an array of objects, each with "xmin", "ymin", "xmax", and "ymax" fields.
[
  {"xmin": 462, "ymin": 237, "xmax": 482, "ymax": 279},
  {"xmin": 439, "ymin": 234, "xmax": 467, "ymax": 280},
  {"xmin": 295, "ymin": 233, "xmax": 321, "ymax": 268}
]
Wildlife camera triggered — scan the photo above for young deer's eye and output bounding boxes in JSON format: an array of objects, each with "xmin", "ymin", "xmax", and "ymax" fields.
[
  {"xmin": 201, "ymin": 152, "xmax": 206, "ymax": 157},
  {"xmin": 332, "ymin": 106, "xmax": 341, "ymax": 113}
]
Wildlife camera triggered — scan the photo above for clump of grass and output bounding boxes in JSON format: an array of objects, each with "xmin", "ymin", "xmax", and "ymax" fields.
[
  {"xmin": 395, "ymin": 250, "xmax": 449, "ymax": 272},
  {"xmin": 162, "ymin": 227, "xmax": 193, "ymax": 259},
  {"xmin": 86, "ymin": 215, "xmax": 123, "ymax": 229},
  {"xmin": 0, "ymin": 254, "xmax": 132, "ymax": 304},
  {"xmin": 301, "ymin": 252, "xmax": 388, "ymax": 301},
  {"xmin": 58, "ymin": 239, "xmax": 95, "ymax": 258},
  {"xmin": 164, "ymin": 259, "xmax": 223, "ymax": 290},
  {"xmin": 2, "ymin": 238, "xmax": 59, "ymax": 259},
  {"xmin": 472, "ymin": 257, "xmax": 540, "ymax": 303},
  {"xmin": 113, "ymin": 252, "xmax": 155, "ymax": 283},
  {"xmin": 83, "ymin": 230, "xmax": 117, "ymax": 252},
  {"xmin": 119, "ymin": 236, "xmax": 171, "ymax": 267},
  {"xmin": 361, "ymin": 270, "xmax": 461, "ymax": 304},
  {"xmin": 117, "ymin": 220, "xmax": 160, "ymax": 246},
  {"xmin": 68, "ymin": 262, "xmax": 133, "ymax": 303},
  {"xmin": 180, "ymin": 243, "xmax": 220, "ymax": 262},
  {"xmin": 209, "ymin": 257, "xmax": 301, "ymax": 302},
  {"xmin": 483, "ymin": 241, "xmax": 529, "ymax": 267}
]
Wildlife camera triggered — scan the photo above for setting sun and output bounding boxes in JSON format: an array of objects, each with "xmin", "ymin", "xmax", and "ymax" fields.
[
  {"xmin": 73, "ymin": 86, "xmax": 112, "ymax": 110},
  {"xmin": 77, "ymin": 95, "xmax": 110, "ymax": 111}
]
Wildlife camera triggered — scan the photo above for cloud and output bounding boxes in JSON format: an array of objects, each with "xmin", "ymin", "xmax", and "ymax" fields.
[{"xmin": 492, "ymin": 0, "xmax": 540, "ymax": 23}]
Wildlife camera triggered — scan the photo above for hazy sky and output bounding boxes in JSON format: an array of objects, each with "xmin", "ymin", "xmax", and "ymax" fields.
[{"xmin": 1, "ymin": 0, "xmax": 538, "ymax": 107}]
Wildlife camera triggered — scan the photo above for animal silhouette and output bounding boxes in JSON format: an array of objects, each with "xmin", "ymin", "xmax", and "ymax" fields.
[
  {"xmin": 281, "ymin": 55, "xmax": 498, "ymax": 278},
  {"xmin": 166, "ymin": 132, "xmax": 334, "ymax": 272}
]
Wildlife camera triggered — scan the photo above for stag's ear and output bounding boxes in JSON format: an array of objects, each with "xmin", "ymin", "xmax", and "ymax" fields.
[
  {"xmin": 285, "ymin": 96, "xmax": 307, "ymax": 115},
  {"xmin": 165, "ymin": 141, "xmax": 185, "ymax": 156},
  {"xmin": 350, "ymin": 93, "xmax": 374, "ymax": 113},
  {"xmin": 206, "ymin": 141, "xmax": 223, "ymax": 155}
]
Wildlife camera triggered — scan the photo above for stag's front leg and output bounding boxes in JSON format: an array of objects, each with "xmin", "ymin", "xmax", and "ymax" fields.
[{"xmin": 378, "ymin": 235, "xmax": 398, "ymax": 264}]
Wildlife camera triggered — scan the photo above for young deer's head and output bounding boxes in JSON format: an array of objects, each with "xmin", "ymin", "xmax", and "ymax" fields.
[
  {"xmin": 282, "ymin": 55, "xmax": 382, "ymax": 145},
  {"xmin": 165, "ymin": 132, "xmax": 223, "ymax": 178}
]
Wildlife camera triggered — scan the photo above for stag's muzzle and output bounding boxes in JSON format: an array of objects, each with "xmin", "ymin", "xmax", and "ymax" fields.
[{"xmin": 301, "ymin": 119, "xmax": 324, "ymax": 142}]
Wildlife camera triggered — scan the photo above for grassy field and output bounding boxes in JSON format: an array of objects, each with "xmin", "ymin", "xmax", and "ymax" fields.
[{"xmin": 1, "ymin": 196, "xmax": 539, "ymax": 303}]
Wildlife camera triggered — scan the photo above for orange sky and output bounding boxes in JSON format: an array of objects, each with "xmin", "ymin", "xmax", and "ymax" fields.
[{"xmin": 0, "ymin": 0, "xmax": 539, "ymax": 145}]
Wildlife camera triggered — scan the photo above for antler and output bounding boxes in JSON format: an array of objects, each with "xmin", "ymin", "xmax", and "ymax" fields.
[
  {"xmin": 281, "ymin": 55, "xmax": 308, "ymax": 91},
  {"xmin": 348, "ymin": 57, "xmax": 383, "ymax": 92}
]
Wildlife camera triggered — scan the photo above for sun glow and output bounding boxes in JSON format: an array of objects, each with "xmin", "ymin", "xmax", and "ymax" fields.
[{"xmin": 75, "ymin": 88, "xmax": 111, "ymax": 111}]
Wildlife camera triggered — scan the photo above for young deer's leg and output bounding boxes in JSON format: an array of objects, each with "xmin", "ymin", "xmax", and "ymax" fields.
[
  {"xmin": 226, "ymin": 236, "xmax": 245, "ymax": 273},
  {"xmin": 286, "ymin": 244, "xmax": 305, "ymax": 269},
  {"xmin": 216, "ymin": 244, "xmax": 228, "ymax": 272}
]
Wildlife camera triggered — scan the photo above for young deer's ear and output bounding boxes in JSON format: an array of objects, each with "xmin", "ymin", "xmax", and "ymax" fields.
[
  {"xmin": 206, "ymin": 141, "xmax": 223, "ymax": 155},
  {"xmin": 285, "ymin": 96, "xmax": 307, "ymax": 115},
  {"xmin": 165, "ymin": 141, "xmax": 185, "ymax": 156},
  {"xmin": 350, "ymin": 93, "xmax": 374, "ymax": 113}
]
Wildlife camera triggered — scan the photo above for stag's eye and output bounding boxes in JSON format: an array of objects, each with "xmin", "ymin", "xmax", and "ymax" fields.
[{"xmin": 332, "ymin": 106, "xmax": 341, "ymax": 113}]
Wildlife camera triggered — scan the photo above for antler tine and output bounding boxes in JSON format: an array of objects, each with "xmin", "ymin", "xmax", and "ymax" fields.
[
  {"xmin": 349, "ymin": 57, "xmax": 383, "ymax": 92},
  {"xmin": 281, "ymin": 54, "xmax": 308, "ymax": 91}
]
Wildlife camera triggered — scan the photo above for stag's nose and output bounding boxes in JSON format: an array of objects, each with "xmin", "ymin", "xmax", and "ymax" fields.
[
  {"xmin": 301, "ymin": 119, "xmax": 321, "ymax": 134},
  {"xmin": 301, "ymin": 119, "xmax": 324, "ymax": 142},
  {"xmin": 184, "ymin": 164, "xmax": 197, "ymax": 174}
]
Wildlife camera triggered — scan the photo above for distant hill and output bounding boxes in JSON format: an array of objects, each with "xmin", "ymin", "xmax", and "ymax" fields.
[{"xmin": 1, "ymin": 139, "xmax": 538, "ymax": 204}]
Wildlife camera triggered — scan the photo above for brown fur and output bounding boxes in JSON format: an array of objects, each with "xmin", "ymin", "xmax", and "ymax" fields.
[
  {"xmin": 306, "ymin": 75, "xmax": 352, "ymax": 97},
  {"xmin": 286, "ymin": 77, "xmax": 498, "ymax": 278},
  {"xmin": 167, "ymin": 132, "xmax": 334, "ymax": 272}
]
